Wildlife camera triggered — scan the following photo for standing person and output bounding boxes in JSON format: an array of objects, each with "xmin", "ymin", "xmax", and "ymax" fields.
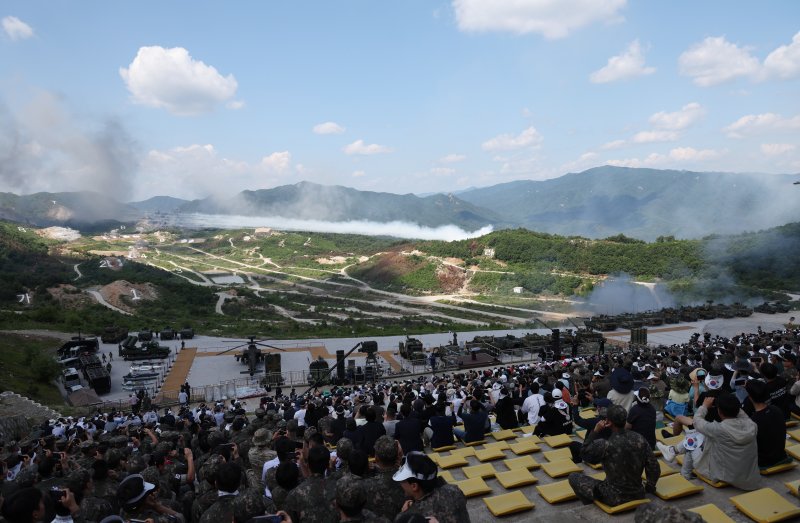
[
  {"xmin": 109, "ymin": 351, "xmax": 113, "ymax": 361},
  {"xmin": 178, "ymin": 388, "xmax": 188, "ymax": 407},
  {"xmin": 598, "ymin": 338, "xmax": 605, "ymax": 356},
  {"xmin": 568, "ymin": 405, "xmax": 660, "ymax": 506}
]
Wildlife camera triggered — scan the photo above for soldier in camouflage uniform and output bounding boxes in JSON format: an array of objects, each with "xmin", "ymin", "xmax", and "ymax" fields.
[
  {"xmin": 191, "ymin": 455, "xmax": 226, "ymax": 523},
  {"xmin": 334, "ymin": 475, "xmax": 390, "ymax": 523},
  {"xmin": 361, "ymin": 436, "xmax": 404, "ymax": 521},
  {"xmin": 327, "ymin": 437, "xmax": 354, "ymax": 482},
  {"xmin": 117, "ymin": 473, "xmax": 185, "ymax": 523},
  {"xmin": 568, "ymin": 405, "xmax": 660, "ymax": 506},
  {"xmin": 283, "ymin": 445, "xmax": 337, "ymax": 523},
  {"xmin": 392, "ymin": 452, "xmax": 470, "ymax": 523},
  {"xmin": 248, "ymin": 428, "xmax": 276, "ymax": 476},
  {"xmin": 247, "ymin": 409, "xmax": 268, "ymax": 436},
  {"xmin": 64, "ymin": 469, "xmax": 114, "ymax": 523},
  {"xmin": 199, "ymin": 462, "xmax": 269, "ymax": 523}
]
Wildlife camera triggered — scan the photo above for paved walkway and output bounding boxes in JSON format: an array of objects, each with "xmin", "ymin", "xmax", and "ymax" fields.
[{"xmin": 160, "ymin": 347, "xmax": 196, "ymax": 393}]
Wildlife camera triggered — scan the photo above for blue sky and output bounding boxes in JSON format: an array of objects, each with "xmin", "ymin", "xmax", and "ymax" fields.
[{"xmin": 1, "ymin": 1, "xmax": 799, "ymax": 200}]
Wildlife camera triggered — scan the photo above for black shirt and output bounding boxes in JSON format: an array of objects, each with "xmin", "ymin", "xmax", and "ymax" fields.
[
  {"xmin": 627, "ymin": 402, "xmax": 656, "ymax": 449},
  {"xmin": 751, "ymin": 404, "xmax": 788, "ymax": 467}
]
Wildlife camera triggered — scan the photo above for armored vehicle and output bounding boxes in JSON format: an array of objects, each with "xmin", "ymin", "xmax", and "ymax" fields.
[
  {"xmin": 62, "ymin": 368, "xmax": 83, "ymax": 392},
  {"xmin": 137, "ymin": 328, "xmax": 153, "ymax": 342},
  {"xmin": 120, "ymin": 340, "xmax": 171, "ymax": 360},
  {"xmin": 159, "ymin": 326, "xmax": 176, "ymax": 340},
  {"xmin": 399, "ymin": 336, "xmax": 424, "ymax": 360},
  {"xmin": 78, "ymin": 354, "xmax": 111, "ymax": 394},
  {"xmin": 101, "ymin": 326, "xmax": 129, "ymax": 344},
  {"xmin": 179, "ymin": 326, "xmax": 195, "ymax": 339}
]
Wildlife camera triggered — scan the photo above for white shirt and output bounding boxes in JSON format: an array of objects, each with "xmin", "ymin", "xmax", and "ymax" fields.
[
  {"xmin": 178, "ymin": 391, "xmax": 188, "ymax": 404},
  {"xmin": 261, "ymin": 456, "xmax": 281, "ymax": 497},
  {"xmin": 293, "ymin": 409, "xmax": 307, "ymax": 427},
  {"xmin": 520, "ymin": 393, "xmax": 545, "ymax": 425}
]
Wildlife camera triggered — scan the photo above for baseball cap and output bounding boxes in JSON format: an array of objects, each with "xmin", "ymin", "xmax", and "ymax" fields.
[
  {"xmin": 116, "ymin": 474, "xmax": 156, "ymax": 506},
  {"xmin": 392, "ymin": 451, "xmax": 438, "ymax": 482},
  {"xmin": 551, "ymin": 388, "xmax": 563, "ymax": 400}
]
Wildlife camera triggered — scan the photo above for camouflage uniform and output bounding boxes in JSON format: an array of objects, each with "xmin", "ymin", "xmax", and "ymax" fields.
[
  {"xmin": 121, "ymin": 506, "xmax": 185, "ymax": 523},
  {"xmin": 403, "ymin": 482, "xmax": 470, "ymax": 523},
  {"xmin": 361, "ymin": 467, "xmax": 405, "ymax": 521},
  {"xmin": 79, "ymin": 495, "xmax": 114, "ymax": 523},
  {"xmin": 336, "ymin": 475, "xmax": 391, "ymax": 523},
  {"xmin": 92, "ymin": 477, "xmax": 120, "ymax": 513},
  {"xmin": 568, "ymin": 429, "xmax": 660, "ymax": 506},
  {"xmin": 283, "ymin": 474, "xmax": 338, "ymax": 523},
  {"xmin": 248, "ymin": 429, "xmax": 276, "ymax": 474},
  {"xmin": 199, "ymin": 488, "xmax": 270, "ymax": 523}
]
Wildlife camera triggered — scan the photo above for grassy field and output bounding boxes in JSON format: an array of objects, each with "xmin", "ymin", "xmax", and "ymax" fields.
[{"xmin": 0, "ymin": 333, "xmax": 65, "ymax": 407}]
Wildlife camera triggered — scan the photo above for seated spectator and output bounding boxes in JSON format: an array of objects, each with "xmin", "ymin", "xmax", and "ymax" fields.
[
  {"xmin": 394, "ymin": 403, "xmax": 424, "ymax": 453},
  {"xmin": 357, "ymin": 406, "xmax": 386, "ymax": 456},
  {"xmin": 490, "ymin": 386, "xmax": 519, "ymax": 430},
  {"xmin": 534, "ymin": 389, "xmax": 572, "ymax": 437},
  {"xmin": 568, "ymin": 405, "xmax": 660, "ymax": 506},
  {"xmin": 607, "ymin": 368, "xmax": 635, "ymax": 412},
  {"xmin": 665, "ymin": 374, "xmax": 691, "ymax": 418},
  {"xmin": 626, "ymin": 387, "xmax": 656, "ymax": 449},
  {"xmin": 362, "ymin": 436, "xmax": 405, "ymax": 521},
  {"xmin": 426, "ymin": 404, "xmax": 456, "ymax": 449},
  {"xmin": 393, "ymin": 452, "xmax": 470, "ymax": 523},
  {"xmin": 692, "ymin": 393, "xmax": 760, "ymax": 490},
  {"xmin": 454, "ymin": 400, "xmax": 488, "ymax": 443},
  {"xmin": 746, "ymin": 379, "xmax": 790, "ymax": 469},
  {"xmin": 2, "ymin": 487, "xmax": 48, "ymax": 523}
]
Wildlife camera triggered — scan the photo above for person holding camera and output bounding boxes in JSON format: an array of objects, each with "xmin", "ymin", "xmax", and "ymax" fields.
[{"xmin": 117, "ymin": 474, "xmax": 184, "ymax": 523}]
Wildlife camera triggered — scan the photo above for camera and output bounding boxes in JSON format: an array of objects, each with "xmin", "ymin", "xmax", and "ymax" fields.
[{"xmin": 49, "ymin": 488, "xmax": 69, "ymax": 516}]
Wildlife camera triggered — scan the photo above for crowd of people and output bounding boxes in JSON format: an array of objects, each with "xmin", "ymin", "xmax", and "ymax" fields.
[{"xmin": 1, "ymin": 325, "xmax": 799, "ymax": 523}]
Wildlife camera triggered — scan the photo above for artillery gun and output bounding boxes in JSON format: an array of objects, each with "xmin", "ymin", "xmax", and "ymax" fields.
[{"xmin": 57, "ymin": 334, "xmax": 99, "ymax": 367}]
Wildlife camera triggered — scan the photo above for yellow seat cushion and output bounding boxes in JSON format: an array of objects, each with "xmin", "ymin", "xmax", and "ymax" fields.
[
  {"xmin": 432, "ymin": 444, "xmax": 457, "ymax": 452},
  {"xmin": 503, "ymin": 455, "xmax": 541, "ymax": 470},
  {"xmin": 792, "ymin": 412, "xmax": 800, "ymax": 421},
  {"xmin": 475, "ymin": 447, "xmax": 507, "ymax": 462},
  {"xmin": 579, "ymin": 408, "xmax": 597, "ymax": 418},
  {"xmin": 437, "ymin": 453, "xmax": 469, "ymax": 469},
  {"xmin": 788, "ymin": 429, "xmax": 800, "ymax": 442},
  {"xmin": 450, "ymin": 446, "xmax": 476, "ymax": 458},
  {"xmin": 464, "ymin": 439, "xmax": 487, "ymax": 447},
  {"xmin": 575, "ymin": 429, "xmax": 587, "ymax": 440},
  {"xmin": 787, "ymin": 420, "xmax": 799, "ymax": 428},
  {"xmin": 520, "ymin": 425, "xmax": 537, "ymax": 434},
  {"xmin": 543, "ymin": 434, "xmax": 574, "ymax": 448},
  {"xmin": 495, "ymin": 468, "xmax": 538, "ymax": 488},
  {"xmin": 676, "ymin": 454, "xmax": 684, "ymax": 466},
  {"xmin": 536, "ymin": 479, "xmax": 577, "ymax": 504},
  {"xmin": 594, "ymin": 498, "xmax": 650, "ymax": 514},
  {"xmin": 590, "ymin": 471, "xmax": 606, "ymax": 480},
  {"xmin": 664, "ymin": 412, "xmax": 675, "ymax": 422},
  {"xmin": 587, "ymin": 462, "xmax": 603, "ymax": 470},
  {"xmin": 427, "ymin": 452, "xmax": 440, "ymax": 465},
  {"xmin": 439, "ymin": 470, "xmax": 457, "ymax": 484},
  {"xmin": 655, "ymin": 473, "xmax": 704, "ymax": 500},
  {"xmin": 687, "ymin": 504, "xmax": 736, "ymax": 523},
  {"xmin": 492, "ymin": 429, "xmax": 517, "ymax": 441},
  {"xmin": 541, "ymin": 459, "xmax": 583, "ymax": 478},
  {"xmin": 483, "ymin": 490, "xmax": 535, "ymax": 517},
  {"xmin": 483, "ymin": 441, "xmax": 511, "ymax": 451},
  {"xmin": 730, "ymin": 487, "xmax": 800, "ymax": 523},
  {"xmin": 455, "ymin": 477, "xmax": 493, "ymax": 498},
  {"xmin": 760, "ymin": 462, "xmax": 796, "ymax": 476},
  {"xmin": 785, "ymin": 479, "xmax": 800, "ymax": 496},
  {"xmin": 693, "ymin": 470, "xmax": 729, "ymax": 488},
  {"xmin": 509, "ymin": 438, "xmax": 541, "ymax": 455},
  {"xmin": 787, "ymin": 443, "xmax": 800, "ymax": 460},
  {"xmin": 543, "ymin": 448, "xmax": 573, "ymax": 462},
  {"xmin": 642, "ymin": 459, "xmax": 678, "ymax": 479},
  {"xmin": 463, "ymin": 463, "xmax": 498, "ymax": 479}
]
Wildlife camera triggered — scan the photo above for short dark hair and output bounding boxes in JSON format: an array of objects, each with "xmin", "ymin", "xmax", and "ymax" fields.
[
  {"xmin": 745, "ymin": 379, "xmax": 769, "ymax": 403},
  {"xmin": 275, "ymin": 461, "xmax": 300, "ymax": 491},
  {"xmin": 759, "ymin": 362, "xmax": 778, "ymax": 380},
  {"xmin": 307, "ymin": 445, "xmax": 330, "ymax": 475},
  {"xmin": 348, "ymin": 449, "xmax": 369, "ymax": 477},
  {"xmin": 215, "ymin": 462, "xmax": 241, "ymax": 493},
  {"xmin": 717, "ymin": 393, "xmax": 740, "ymax": 418},
  {"xmin": 2, "ymin": 487, "xmax": 43, "ymax": 523}
]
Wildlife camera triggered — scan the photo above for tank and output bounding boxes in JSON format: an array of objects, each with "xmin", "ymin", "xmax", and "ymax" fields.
[
  {"xmin": 179, "ymin": 326, "xmax": 195, "ymax": 339},
  {"xmin": 399, "ymin": 336, "xmax": 424, "ymax": 360},
  {"xmin": 120, "ymin": 340, "xmax": 171, "ymax": 360},
  {"xmin": 101, "ymin": 326, "xmax": 129, "ymax": 344}
]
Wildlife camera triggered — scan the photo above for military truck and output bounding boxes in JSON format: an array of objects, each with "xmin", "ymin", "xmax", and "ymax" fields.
[
  {"xmin": 120, "ymin": 340, "xmax": 171, "ymax": 361},
  {"xmin": 62, "ymin": 368, "xmax": 83, "ymax": 392},
  {"xmin": 57, "ymin": 336, "xmax": 100, "ymax": 367},
  {"xmin": 78, "ymin": 354, "xmax": 111, "ymax": 394},
  {"xmin": 101, "ymin": 326, "xmax": 129, "ymax": 344},
  {"xmin": 137, "ymin": 328, "xmax": 153, "ymax": 342},
  {"xmin": 159, "ymin": 326, "xmax": 176, "ymax": 341},
  {"xmin": 179, "ymin": 326, "xmax": 195, "ymax": 339}
]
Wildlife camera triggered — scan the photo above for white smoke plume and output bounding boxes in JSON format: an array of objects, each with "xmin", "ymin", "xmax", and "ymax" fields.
[
  {"xmin": 579, "ymin": 273, "xmax": 677, "ymax": 315},
  {"xmin": 165, "ymin": 213, "xmax": 493, "ymax": 241}
]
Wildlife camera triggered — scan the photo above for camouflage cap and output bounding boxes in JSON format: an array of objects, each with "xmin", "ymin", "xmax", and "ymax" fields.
[
  {"xmin": 207, "ymin": 430, "xmax": 228, "ymax": 448},
  {"xmin": 336, "ymin": 437, "xmax": 354, "ymax": 462},
  {"xmin": 373, "ymin": 435, "xmax": 398, "ymax": 465},
  {"xmin": 64, "ymin": 469, "xmax": 91, "ymax": 493},
  {"xmin": 255, "ymin": 408, "xmax": 266, "ymax": 418},
  {"xmin": 275, "ymin": 420, "xmax": 288, "ymax": 430},
  {"xmin": 336, "ymin": 476, "xmax": 365, "ymax": 511},
  {"xmin": 127, "ymin": 453, "xmax": 147, "ymax": 473},
  {"xmin": 160, "ymin": 430, "xmax": 181, "ymax": 442},
  {"xmin": 110, "ymin": 435, "xmax": 129, "ymax": 447},
  {"xmin": 140, "ymin": 466, "xmax": 161, "ymax": 487},
  {"xmin": 265, "ymin": 409, "xmax": 277, "ymax": 420},
  {"xmin": 607, "ymin": 405, "xmax": 628, "ymax": 428},
  {"xmin": 252, "ymin": 428, "xmax": 271, "ymax": 447},
  {"xmin": 14, "ymin": 466, "xmax": 39, "ymax": 487}
]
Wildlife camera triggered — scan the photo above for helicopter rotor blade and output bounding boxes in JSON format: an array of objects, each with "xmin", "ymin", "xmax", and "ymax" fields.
[
  {"xmin": 254, "ymin": 342, "xmax": 286, "ymax": 352},
  {"xmin": 216, "ymin": 342, "xmax": 249, "ymax": 355}
]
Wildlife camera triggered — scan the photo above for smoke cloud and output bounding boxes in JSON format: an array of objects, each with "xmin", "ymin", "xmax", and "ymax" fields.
[
  {"xmin": 0, "ymin": 91, "xmax": 138, "ymax": 199},
  {"xmin": 579, "ymin": 273, "xmax": 677, "ymax": 315},
  {"xmin": 164, "ymin": 213, "xmax": 494, "ymax": 241}
]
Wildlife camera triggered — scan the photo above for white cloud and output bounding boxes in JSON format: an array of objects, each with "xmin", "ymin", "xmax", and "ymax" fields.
[
  {"xmin": 678, "ymin": 36, "xmax": 760, "ymax": 86},
  {"xmin": 452, "ymin": 0, "xmax": 626, "ymax": 39},
  {"xmin": 352, "ymin": 170, "xmax": 366, "ymax": 177},
  {"xmin": 631, "ymin": 130, "xmax": 679, "ymax": 143},
  {"xmin": 600, "ymin": 139, "xmax": 627, "ymax": 150},
  {"xmin": 430, "ymin": 167, "xmax": 456, "ymax": 176},
  {"xmin": 313, "ymin": 121, "xmax": 346, "ymax": 135},
  {"xmin": 763, "ymin": 31, "xmax": 800, "ymax": 80},
  {"xmin": 343, "ymin": 139, "xmax": 392, "ymax": 155},
  {"xmin": 667, "ymin": 147, "xmax": 720, "ymax": 161},
  {"xmin": 2, "ymin": 16, "xmax": 34, "ymax": 41},
  {"xmin": 723, "ymin": 112, "xmax": 800, "ymax": 138},
  {"xmin": 607, "ymin": 147, "xmax": 721, "ymax": 167},
  {"xmin": 649, "ymin": 102, "xmax": 705, "ymax": 131},
  {"xmin": 226, "ymin": 100, "xmax": 245, "ymax": 110},
  {"xmin": 259, "ymin": 151, "xmax": 291, "ymax": 173},
  {"xmin": 439, "ymin": 153, "xmax": 466, "ymax": 163},
  {"xmin": 590, "ymin": 40, "xmax": 655, "ymax": 83},
  {"xmin": 482, "ymin": 126, "xmax": 542, "ymax": 151},
  {"xmin": 119, "ymin": 46, "xmax": 239, "ymax": 116},
  {"xmin": 761, "ymin": 143, "xmax": 796, "ymax": 156}
]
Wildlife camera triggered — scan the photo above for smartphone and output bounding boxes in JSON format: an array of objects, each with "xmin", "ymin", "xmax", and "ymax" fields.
[{"xmin": 749, "ymin": 357, "xmax": 761, "ymax": 362}]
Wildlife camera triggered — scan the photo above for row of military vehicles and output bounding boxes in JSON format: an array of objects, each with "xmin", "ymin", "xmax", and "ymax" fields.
[
  {"xmin": 101, "ymin": 325, "xmax": 195, "ymax": 344},
  {"xmin": 57, "ymin": 336, "xmax": 111, "ymax": 395},
  {"xmin": 582, "ymin": 302, "xmax": 778, "ymax": 331}
]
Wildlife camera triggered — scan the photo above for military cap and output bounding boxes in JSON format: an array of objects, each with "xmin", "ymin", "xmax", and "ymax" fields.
[
  {"xmin": 275, "ymin": 420, "xmax": 288, "ymax": 430},
  {"xmin": 373, "ymin": 435, "xmax": 398, "ymax": 464},
  {"xmin": 110, "ymin": 435, "xmax": 129, "ymax": 447},
  {"xmin": 126, "ymin": 453, "xmax": 147, "ymax": 473},
  {"xmin": 140, "ymin": 466, "xmax": 161, "ymax": 487},
  {"xmin": 265, "ymin": 409, "xmax": 277, "ymax": 420},
  {"xmin": 199, "ymin": 454, "xmax": 226, "ymax": 483},
  {"xmin": 607, "ymin": 405, "xmax": 628, "ymax": 428},
  {"xmin": 14, "ymin": 466, "xmax": 39, "ymax": 487},
  {"xmin": 223, "ymin": 413, "xmax": 235, "ymax": 423},
  {"xmin": 252, "ymin": 428, "xmax": 271, "ymax": 447},
  {"xmin": 255, "ymin": 408, "xmax": 266, "ymax": 418},
  {"xmin": 207, "ymin": 430, "xmax": 228, "ymax": 448},
  {"xmin": 336, "ymin": 476, "xmax": 365, "ymax": 511}
]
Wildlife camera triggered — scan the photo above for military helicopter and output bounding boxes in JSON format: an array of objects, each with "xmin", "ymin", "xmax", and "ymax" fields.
[{"xmin": 217, "ymin": 336, "xmax": 286, "ymax": 376}]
